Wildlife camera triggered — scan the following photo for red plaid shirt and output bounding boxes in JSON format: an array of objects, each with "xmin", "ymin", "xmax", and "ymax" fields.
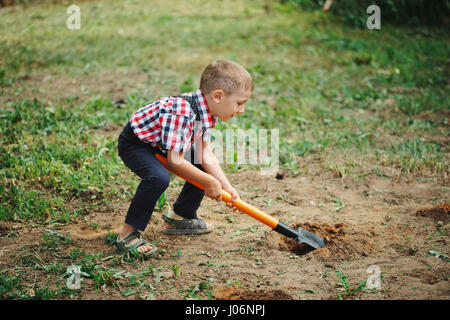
[{"xmin": 130, "ymin": 89, "xmax": 217, "ymax": 152}]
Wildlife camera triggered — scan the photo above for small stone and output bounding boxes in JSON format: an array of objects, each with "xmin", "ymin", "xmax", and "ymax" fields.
[{"xmin": 275, "ymin": 170, "xmax": 284, "ymax": 180}]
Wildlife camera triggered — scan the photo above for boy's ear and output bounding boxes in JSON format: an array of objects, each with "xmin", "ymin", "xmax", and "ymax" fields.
[{"xmin": 211, "ymin": 89, "xmax": 225, "ymax": 103}]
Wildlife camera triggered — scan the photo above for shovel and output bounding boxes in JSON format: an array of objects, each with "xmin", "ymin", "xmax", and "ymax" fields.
[{"xmin": 155, "ymin": 153, "xmax": 326, "ymax": 250}]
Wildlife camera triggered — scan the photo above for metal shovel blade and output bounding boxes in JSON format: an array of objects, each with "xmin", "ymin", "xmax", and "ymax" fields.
[
  {"xmin": 274, "ymin": 222, "xmax": 326, "ymax": 250},
  {"xmin": 297, "ymin": 227, "xmax": 326, "ymax": 249}
]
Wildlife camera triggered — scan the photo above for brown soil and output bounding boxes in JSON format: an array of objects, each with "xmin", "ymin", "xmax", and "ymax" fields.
[
  {"xmin": 0, "ymin": 71, "xmax": 151, "ymax": 107},
  {"xmin": 1, "ymin": 162, "xmax": 449, "ymax": 300},
  {"xmin": 0, "ymin": 168, "xmax": 450, "ymax": 300},
  {"xmin": 416, "ymin": 203, "xmax": 449, "ymax": 224},
  {"xmin": 0, "ymin": 222, "xmax": 12, "ymax": 237},
  {"xmin": 275, "ymin": 222, "xmax": 376, "ymax": 261},
  {"xmin": 213, "ymin": 287, "xmax": 293, "ymax": 300}
]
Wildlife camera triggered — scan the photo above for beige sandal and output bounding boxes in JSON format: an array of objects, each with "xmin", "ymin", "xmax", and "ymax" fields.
[{"xmin": 113, "ymin": 231, "xmax": 157, "ymax": 257}]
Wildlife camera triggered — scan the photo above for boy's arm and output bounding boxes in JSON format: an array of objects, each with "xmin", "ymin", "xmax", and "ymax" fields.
[
  {"xmin": 199, "ymin": 140, "xmax": 240, "ymax": 204},
  {"xmin": 167, "ymin": 150, "xmax": 222, "ymax": 201}
]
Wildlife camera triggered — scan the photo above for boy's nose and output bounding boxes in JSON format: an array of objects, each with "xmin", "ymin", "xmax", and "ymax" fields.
[{"xmin": 238, "ymin": 105, "xmax": 245, "ymax": 113}]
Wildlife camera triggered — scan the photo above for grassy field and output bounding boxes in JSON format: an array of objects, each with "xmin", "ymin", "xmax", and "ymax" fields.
[{"xmin": 0, "ymin": 0, "xmax": 448, "ymax": 300}]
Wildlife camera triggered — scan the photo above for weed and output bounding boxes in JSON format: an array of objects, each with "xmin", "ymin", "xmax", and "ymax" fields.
[
  {"xmin": 245, "ymin": 246, "xmax": 256, "ymax": 253},
  {"xmin": 32, "ymin": 287, "xmax": 58, "ymax": 300},
  {"xmin": 55, "ymin": 281, "xmax": 80, "ymax": 299},
  {"xmin": 226, "ymin": 216, "xmax": 237, "ymax": 224},
  {"xmin": 428, "ymin": 250, "xmax": 449, "ymax": 261},
  {"xmin": 296, "ymin": 289, "xmax": 315, "ymax": 294},
  {"xmin": 182, "ymin": 281, "xmax": 213, "ymax": 300},
  {"xmin": 335, "ymin": 270, "xmax": 367, "ymax": 299},
  {"xmin": 226, "ymin": 279, "xmax": 243, "ymax": 287},
  {"xmin": 198, "ymin": 261, "xmax": 215, "ymax": 267},
  {"xmin": 155, "ymin": 192, "xmax": 167, "ymax": 212},
  {"xmin": 40, "ymin": 230, "xmax": 73, "ymax": 251},
  {"xmin": 151, "ymin": 267, "xmax": 165, "ymax": 283},
  {"xmin": 39, "ymin": 262, "xmax": 65, "ymax": 275},
  {"xmin": 123, "ymin": 249, "xmax": 145, "ymax": 265},
  {"xmin": 170, "ymin": 265, "xmax": 181, "ymax": 278},
  {"xmin": 171, "ymin": 249, "xmax": 183, "ymax": 257},
  {"xmin": 15, "ymin": 251, "xmax": 44, "ymax": 268},
  {"xmin": 68, "ymin": 248, "xmax": 86, "ymax": 260},
  {"xmin": 138, "ymin": 263, "xmax": 156, "ymax": 278},
  {"xmin": 0, "ymin": 271, "xmax": 30, "ymax": 299},
  {"xmin": 320, "ymin": 268, "xmax": 330, "ymax": 279},
  {"xmin": 103, "ymin": 232, "xmax": 118, "ymax": 246},
  {"xmin": 232, "ymin": 225, "xmax": 259, "ymax": 238}
]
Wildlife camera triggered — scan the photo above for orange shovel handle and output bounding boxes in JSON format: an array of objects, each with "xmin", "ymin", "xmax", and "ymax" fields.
[{"xmin": 155, "ymin": 153, "xmax": 279, "ymax": 229}]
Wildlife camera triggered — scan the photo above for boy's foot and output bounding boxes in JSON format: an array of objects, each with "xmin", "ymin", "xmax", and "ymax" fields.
[
  {"xmin": 114, "ymin": 231, "xmax": 157, "ymax": 256},
  {"xmin": 163, "ymin": 212, "xmax": 213, "ymax": 235}
]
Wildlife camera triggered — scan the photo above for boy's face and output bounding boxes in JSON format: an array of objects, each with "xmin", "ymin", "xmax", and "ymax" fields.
[{"xmin": 209, "ymin": 88, "xmax": 252, "ymax": 122}]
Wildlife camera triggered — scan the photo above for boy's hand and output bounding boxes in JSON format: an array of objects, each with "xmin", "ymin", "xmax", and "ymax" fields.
[
  {"xmin": 224, "ymin": 186, "xmax": 240, "ymax": 211},
  {"xmin": 205, "ymin": 177, "xmax": 222, "ymax": 202}
]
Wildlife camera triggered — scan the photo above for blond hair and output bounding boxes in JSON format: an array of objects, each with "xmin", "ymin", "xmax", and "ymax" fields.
[{"xmin": 200, "ymin": 59, "xmax": 253, "ymax": 95}]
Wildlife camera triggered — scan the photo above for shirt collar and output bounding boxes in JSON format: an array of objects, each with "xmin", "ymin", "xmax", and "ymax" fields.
[{"xmin": 191, "ymin": 89, "xmax": 217, "ymax": 129}]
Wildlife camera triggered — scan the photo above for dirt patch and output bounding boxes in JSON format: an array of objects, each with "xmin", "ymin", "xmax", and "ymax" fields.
[
  {"xmin": 213, "ymin": 287, "xmax": 293, "ymax": 300},
  {"xmin": 416, "ymin": 203, "xmax": 449, "ymax": 224},
  {"xmin": 1, "ymin": 170, "xmax": 448, "ymax": 300},
  {"xmin": 405, "ymin": 267, "xmax": 449, "ymax": 285},
  {"xmin": 0, "ymin": 222, "xmax": 12, "ymax": 237},
  {"xmin": 0, "ymin": 71, "xmax": 149, "ymax": 107},
  {"xmin": 273, "ymin": 222, "xmax": 376, "ymax": 262}
]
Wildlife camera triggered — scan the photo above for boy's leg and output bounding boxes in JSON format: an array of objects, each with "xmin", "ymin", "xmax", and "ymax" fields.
[
  {"xmin": 118, "ymin": 123, "xmax": 170, "ymax": 246},
  {"xmin": 172, "ymin": 146, "xmax": 206, "ymax": 220},
  {"xmin": 172, "ymin": 162, "xmax": 206, "ymax": 220},
  {"xmin": 124, "ymin": 163, "xmax": 170, "ymax": 230}
]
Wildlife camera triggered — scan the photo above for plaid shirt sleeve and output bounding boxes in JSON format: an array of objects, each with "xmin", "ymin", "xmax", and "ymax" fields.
[{"xmin": 159, "ymin": 100, "xmax": 194, "ymax": 152}]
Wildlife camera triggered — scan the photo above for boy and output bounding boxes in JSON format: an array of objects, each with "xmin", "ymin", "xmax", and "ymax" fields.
[{"xmin": 115, "ymin": 59, "xmax": 253, "ymax": 255}]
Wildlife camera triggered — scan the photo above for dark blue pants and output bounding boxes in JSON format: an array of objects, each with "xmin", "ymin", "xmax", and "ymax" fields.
[{"xmin": 118, "ymin": 122, "xmax": 205, "ymax": 231}]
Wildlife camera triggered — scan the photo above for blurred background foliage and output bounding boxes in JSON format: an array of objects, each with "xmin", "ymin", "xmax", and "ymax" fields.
[
  {"xmin": 290, "ymin": 0, "xmax": 450, "ymax": 27},
  {"xmin": 3, "ymin": 0, "xmax": 449, "ymax": 28}
]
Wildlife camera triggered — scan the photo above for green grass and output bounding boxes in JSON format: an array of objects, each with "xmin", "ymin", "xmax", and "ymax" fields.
[
  {"xmin": 0, "ymin": 95, "xmax": 143, "ymax": 223},
  {"xmin": 0, "ymin": 2, "xmax": 448, "ymax": 293},
  {"xmin": 0, "ymin": 270, "xmax": 30, "ymax": 299}
]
